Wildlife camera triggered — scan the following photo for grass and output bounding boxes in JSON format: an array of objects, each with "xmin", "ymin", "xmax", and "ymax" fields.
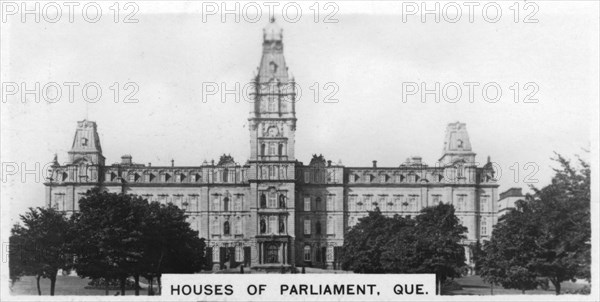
[
  {"xmin": 10, "ymin": 274, "xmax": 590, "ymax": 296},
  {"xmin": 445, "ymin": 275, "xmax": 590, "ymax": 295}
]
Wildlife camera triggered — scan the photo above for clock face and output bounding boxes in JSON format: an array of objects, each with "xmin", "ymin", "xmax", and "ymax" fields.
[{"xmin": 268, "ymin": 126, "xmax": 278, "ymax": 136}]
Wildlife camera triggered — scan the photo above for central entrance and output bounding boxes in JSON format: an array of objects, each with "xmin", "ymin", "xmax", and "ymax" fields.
[{"xmin": 265, "ymin": 243, "xmax": 279, "ymax": 263}]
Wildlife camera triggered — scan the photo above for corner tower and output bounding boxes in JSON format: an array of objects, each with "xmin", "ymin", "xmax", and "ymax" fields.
[
  {"xmin": 438, "ymin": 121, "xmax": 475, "ymax": 166},
  {"xmin": 68, "ymin": 120, "xmax": 105, "ymax": 166}
]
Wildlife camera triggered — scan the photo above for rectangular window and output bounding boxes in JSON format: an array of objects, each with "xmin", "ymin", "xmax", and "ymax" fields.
[
  {"xmin": 457, "ymin": 195, "xmax": 465, "ymax": 211},
  {"xmin": 364, "ymin": 196, "xmax": 372, "ymax": 210},
  {"xmin": 212, "ymin": 196, "xmax": 219, "ymax": 211},
  {"xmin": 349, "ymin": 196, "xmax": 356, "ymax": 211},
  {"xmin": 357, "ymin": 197, "xmax": 364, "ymax": 211},
  {"xmin": 268, "ymin": 193, "xmax": 277, "ymax": 208},
  {"xmin": 304, "ymin": 219, "xmax": 311, "ymax": 235},
  {"xmin": 480, "ymin": 196, "xmax": 489, "ymax": 212},
  {"xmin": 304, "ymin": 197, "xmax": 311, "ymax": 211},
  {"xmin": 304, "ymin": 171, "xmax": 310, "ymax": 183},
  {"xmin": 235, "ymin": 195, "xmax": 242, "ymax": 211},
  {"xmin": 304, "ymin": 246, "xmax": 311, "ymax": 261},
  {"xmin": 269, "ymin": 216, "xmax": 277, "ymax": 234},
  {"xmin": 326, "ymin": 195, "xmax": 335, "ymax": 211},
  {"xmin": 235, "ymin": 246, "xmax": 243, "ymax": 262},
  {"xmin": 327, "ymin": 217, "xmax": 334, "ymax": 234},
  {"xmin": 235, "ymin": 218, "xmax": 242, "ymax": 234},
  {"xmin": 326, "ymin": 246, "xmax": 334, "ymax": 262},
  {"xmin": 211, "ymin": 217, "xmax": 220, "ymax": 235}
]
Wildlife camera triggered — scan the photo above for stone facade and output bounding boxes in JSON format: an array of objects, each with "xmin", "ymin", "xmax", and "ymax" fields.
[{"xmin": 44, "ymin": 19, "xmax": 498, "ymax": 271}]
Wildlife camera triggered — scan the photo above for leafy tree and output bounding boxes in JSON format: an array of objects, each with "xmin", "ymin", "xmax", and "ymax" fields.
[
  {"xmin": 412, "ymin": 203, "xmax": 467, "ymax": 293},
  {"xmin": 469, "ymin": 240, "xmax": 484, "ymax": 274},
  {"xmin": 9, "ymin": 207, "xmax": 73, "ymax": 295},
  {"xmin": 340, "ymin": 204, "xmax": 467, "ymax": 294},
  {"xmin": 480, "ymin": 154, "xmax": 590, "ymax": 295},
  {"xmin": 141, "ymin": 201, "xmax": 206, "ymax": 295},
  {"xmin": 71, "ymin": 188, "xmax": 149, "ymax": 295}
]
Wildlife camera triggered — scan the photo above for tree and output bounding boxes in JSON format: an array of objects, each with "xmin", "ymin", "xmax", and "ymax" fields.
[
  {"xmin": 469, "ymin": 240, "xmax": 484, "ymax": 274},
  {"xmin": 9, "ymin": 207, "xmax": 73, "ymax": 295},
  {"xmin": 71, "ymin": 188, "xmax": 149, "ymax": 295},
  {"xmin": 412, "ymin": 203, "xmax": 467, "ymax": 293},
  {"xmin": 480, "ymin": 154, "xmax": 590, "ymax": 295},
  {"xmin": 340, "ymin": 204, "xmax": 467, "ymax": 294},
  {"xmin": 141, "ymin": 201, "xmax": 206, "ymax": 295}
]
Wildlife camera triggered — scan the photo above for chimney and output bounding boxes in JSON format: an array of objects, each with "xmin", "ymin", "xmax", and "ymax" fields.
[
  {"xmin": 327, "ymin": 160, "xmax": 332, "ymax": 167},
  {"xmin": 121, "ymin": 154, "xmax": 132, "ymax": 165},
  {"xmin": 372, "ymin": 160, "xmax": 377, "ymax": 168}
]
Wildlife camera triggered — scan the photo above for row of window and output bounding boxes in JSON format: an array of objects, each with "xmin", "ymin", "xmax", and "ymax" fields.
[
  {"xmin": 106, "ymin": 169, "xmax": 245, "ymax": 184},
  {"xmin": 303, "ymin": 217, "xmax": 336, "ymax": 236},
  {"xmin": 260, "ymin": 192, "xmax": 287, "ymax": 209},
  {"xmin": 211, "ymin": 216, "xmax": 244, "ymax": 236},
  {"xmin": 259, "ymin": 142, "xmax": 287, "ymax": 156},
  {"xmin": 303, "ymin": 195, "xmax": 337, "ymax": 211},
  {"xmin": 302, "ymin": 170, "xmax": 339, "ymax": 184},
  {"xmin": 303, "ymin": 245, "xmax": 334, "ymax": 262},
  {"xmin": 258, "ymin": 165, "xmax": 288, "ymax": 180},
  {"xmin": 259, "ymin": 215, "xmax": 287, "ymax": 234}
]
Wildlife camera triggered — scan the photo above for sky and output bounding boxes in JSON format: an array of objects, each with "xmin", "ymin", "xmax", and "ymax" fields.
[{"xmin": 1, "ymin": 1, "xmax": 598, "ymax": 226}]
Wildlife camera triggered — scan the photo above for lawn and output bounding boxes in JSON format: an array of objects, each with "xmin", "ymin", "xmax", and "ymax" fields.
[
  {"xmin": 9, "ymin": 276, "xmax": 152, "ymax": 296},
  {"xmin": 445, "ymin": 275, "xmax": 590, "ymax": 295}
]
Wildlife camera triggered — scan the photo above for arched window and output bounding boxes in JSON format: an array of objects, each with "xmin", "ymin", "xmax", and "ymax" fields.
[
  {"xmin": 260, "ymin": 194, "xmax": 267, "ymax": 208},
  {"xmin": 223, "ymin": 221, "xmax": 230, "ymax": 235},
  {"xmin": 315, "ymin": 197, "xmax": 322, "ymax": 210},
  {"xmin": 278, "ymin": 144, "xmax": 284, "ymax": 156},
  {"xmin": 222, "ymin": 169, "xmax": 228, "ymax": 183},
  {"xmin": 261, "ymin": 143, "xmax": 266, "ymax": 156},
  {"xmin": 223, "ymin": 197, "xmax": 229, "ymax": 212},
  {"xmin": 316, "ymin": 221, "xmax": 321, "ymax": 235},
  {"xmin": 303, "ymin": 245, "xmax": 311, "ymax": 262},
  {"xmin": 268, "ymin": 191, "xmax": 277, "ymax": 208},
  {"xmin": 278, "ymin": 194, "xmax": 286, "ymax": 208}
]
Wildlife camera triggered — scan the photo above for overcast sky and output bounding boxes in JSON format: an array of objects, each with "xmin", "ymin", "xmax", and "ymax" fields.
[{"xmin": 1, "ymin": 1, "xmax": 598, "ymax": 225}]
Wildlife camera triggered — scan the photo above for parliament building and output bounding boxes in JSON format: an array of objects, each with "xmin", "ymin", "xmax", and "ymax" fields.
[{"xmin": 44, "ymin": 20, "xmax": 499, "ymax": 272}]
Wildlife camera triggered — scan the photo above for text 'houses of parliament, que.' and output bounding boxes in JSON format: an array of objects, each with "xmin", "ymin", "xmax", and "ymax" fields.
[{"xmin": 45, "ymin": 19, "xmax": 499, "ymax": 271}]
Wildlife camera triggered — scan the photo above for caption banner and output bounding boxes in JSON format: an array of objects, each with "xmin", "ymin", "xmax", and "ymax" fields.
[{"xmin": 162, "ymin": 273, "xmax": 436, "ymax": 301}]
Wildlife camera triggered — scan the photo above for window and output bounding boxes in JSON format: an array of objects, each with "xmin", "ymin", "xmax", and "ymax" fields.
[
  {"xmin": 235, "ymin": 195, "xmax": 242, "ymax": 211},
  {"xmin": 315, "ymin": 197, "xmax": 322, "ymax": 210},
  {"xmin": 303, "ymin": 245, "xmax": 311, "ymax": 262},
  {"xmin": 326, "ymin": 246, "xmax": 334, "ymax": 262},
  {"xmin": 349, "ymin": 196, "xmax": 356, "ymax": 211},
  {"xmin": 327, "ymin": 195, "xmax": 335, "ymax": 211},
  {"xmin": 457, "ymin": 195, "xmax": 465, "ymax": 211},
  {"xmin": 364, "ymin": 196, "xmax": 372, "ymax": 210},
  {"xmin": 261, "ymin": 144, "xmax": 266, "ymax": 156},
  {"xmin": 269, "ymin": 165, "xmax": 276, "ymax": 179},
  {"xmin": 260, "ymin": 194, "xmax": 266, "ymax": 208},
  {"xmin": 481, "ymin": 217, "xmax": 487, "ymax": 235},
  {"xmin": 211, "ymin": 217, "xmax": 220, "ymax": 235},
  {"xmin": 222, "ymin": 169, "xmax": 228, "ymax": 182},
  {"xmin": 235, "ymin": 246, "xmax": 243, "ymax": 262},
  {"xmin": 212, "ymin": 196, "xmax": 219, "ymax": 211},
  {"xmin": 432, "ymin": 194, "xmax": 441, "ymax": 205},
  {"xmin": 316, "ymin": 221, "xmax": 321, "ymax": 235},
  {"xmin": 304, "ymin": 219, "xmax": 311, "ymax": 235},
  {"xmin": 235, "ymin": 217, "xmax": 242, "ymax": 234},
  {"xmin": 223, "ymin": 197, "xmax": 230, "ymax": 211},
  {"xmin": 357, "ymin": 197, "xmax": 364, "ymax": 211},
  {"xmin": 327, "ymin": 217, "xmax": 335, "ymax": 234},
  {"xmin": 304, "ymin": 171, "xmax": 310, "ymax": 183},
  {"xmin": 387, "ymin": 199, "xmax": 393, "ymax": 211},
  {"xmin": 380, "ymin": 174, "xmax": 386, "ymax": 183},
  {"xmin": 268, "ymin": 97, "xmax": 276, "ymax": 112},
  {"xmin": 304, "ymin": 197, "xmax": 311, "ymax": 211},
  {"xmin": 268, "ymin": 192, "xmax": 277, "ymax": 208},
  {"xmin": 223, "ymin": 221, "xmax": 230, "ymax": 235},
  {"xmin": 278, "ymin": 144, "xmax": 284, "ymax": 156},
  {"xmin": 269, "ymin": 143, "xmax": 276, "ymax": 155},
  {"xmin": 480, "ymin": 196, "xmax": 489, "ymax": 212},
  {"xmin": 269, "ymin": 216, "xmax": 277, "ymax": 234}
]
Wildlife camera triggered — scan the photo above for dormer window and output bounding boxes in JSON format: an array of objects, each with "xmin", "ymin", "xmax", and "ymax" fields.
[
  {"xmin": 269, "ymin": 61, "xmax": 278, "ymax": 74},
  {"xmin": 81, "ymin": 137, "xmax": 88, "ymax": 146}
]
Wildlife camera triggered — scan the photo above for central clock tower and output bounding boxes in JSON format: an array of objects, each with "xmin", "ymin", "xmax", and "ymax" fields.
[{"xmin": 248, "ymin": 18, "xmax": 297, "ymax": 268}]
